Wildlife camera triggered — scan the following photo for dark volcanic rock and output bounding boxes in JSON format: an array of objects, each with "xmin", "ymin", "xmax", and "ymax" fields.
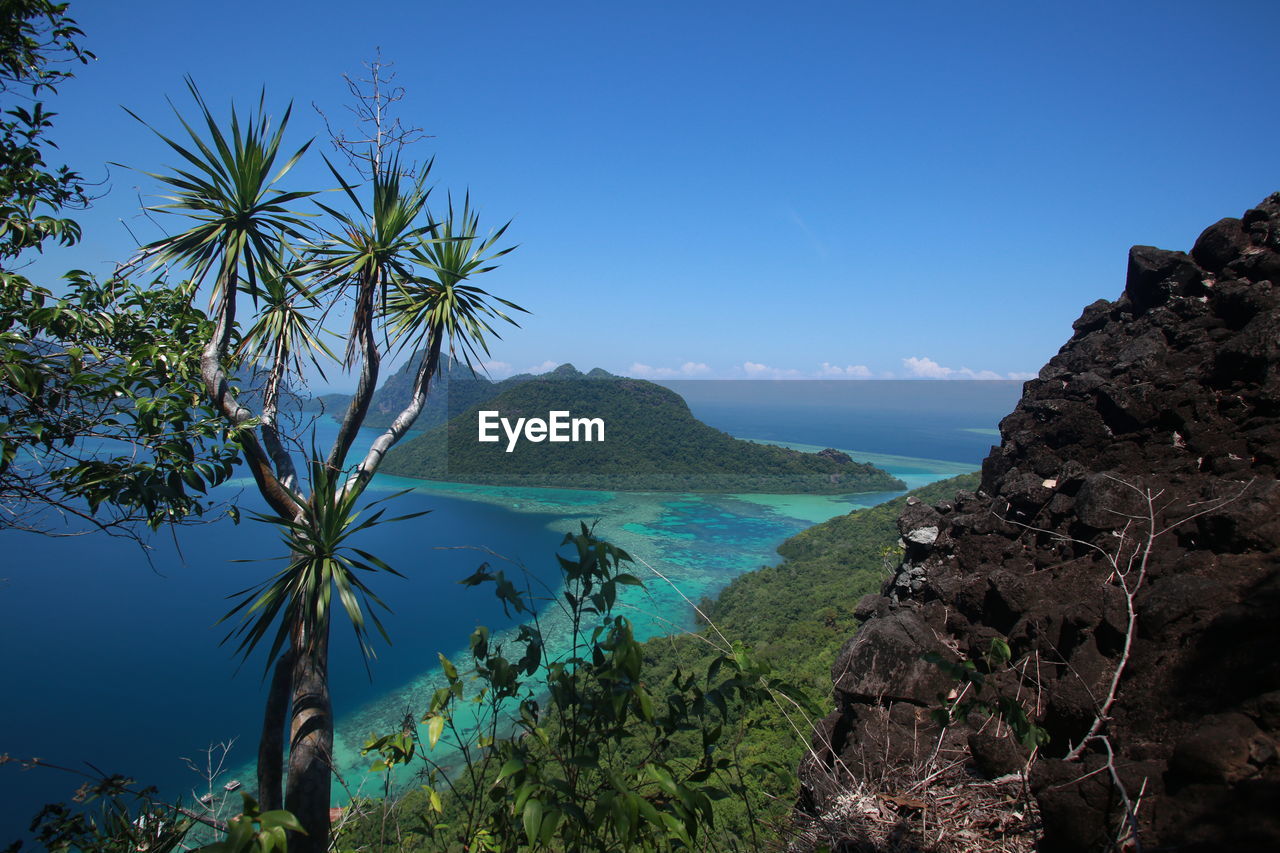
[
  {"xmin": 1192, "ymin": 217, "xmax": 1251, "ymax": 272},
  {"xmin": 795, "ymin": 193, "xmax": 1280, "ymax": 851}
]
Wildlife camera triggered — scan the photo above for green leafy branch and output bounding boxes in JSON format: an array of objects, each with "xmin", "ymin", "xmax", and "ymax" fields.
[{"xmin": 925, "ymin": 637, "xmax": 1050, "ymax": 751}]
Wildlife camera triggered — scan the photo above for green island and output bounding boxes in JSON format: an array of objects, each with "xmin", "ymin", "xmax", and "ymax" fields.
[{"xmin": 379, "ymin": 365, "xmax": 907, "ymax": 493}]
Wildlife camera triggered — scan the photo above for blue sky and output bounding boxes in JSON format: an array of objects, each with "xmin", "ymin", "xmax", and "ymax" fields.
[{"xmin": 35, "ymin": 0, "xmax": 1280, "ymax": 388}]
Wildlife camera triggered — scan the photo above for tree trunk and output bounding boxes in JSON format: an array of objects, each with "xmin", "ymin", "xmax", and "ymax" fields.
[
  {"xmin": 256, "ymin": 648, "xmax": 293, "ymax": 812},
  {"xmin": 285, "ymin": 625, "xmax": 333, "ymax": 853}
]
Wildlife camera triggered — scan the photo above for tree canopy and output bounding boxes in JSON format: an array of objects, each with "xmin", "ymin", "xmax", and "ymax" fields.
[{"xmin": 0, "ymin": 0, "xmax": 240, "ymax": 538}]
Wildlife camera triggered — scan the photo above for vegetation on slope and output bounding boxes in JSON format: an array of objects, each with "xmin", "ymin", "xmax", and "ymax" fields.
[
  {"xmin": 380, "ymin": 366, "xmax": 906, "ymax": 494},
  {"xmin": 708, "ymin": 472, "xmax": 977, "ymax": 662},
  {"xmin": 332, "ymin": 473, "xmax": 978, "ymax": 850},
  {"xmin": 629, "ymin": 472, "xmax": 981, "ymax": 840}
]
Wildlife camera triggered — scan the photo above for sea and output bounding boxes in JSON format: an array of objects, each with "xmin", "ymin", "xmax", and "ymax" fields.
[{"xmin": 0, "ymin": 380, "xmax": 1021, "ymax": 842}]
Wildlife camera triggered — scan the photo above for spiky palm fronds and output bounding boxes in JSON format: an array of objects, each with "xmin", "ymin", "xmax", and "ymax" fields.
[
  {"xmin": 220, "ymin": 459, "xmax": 426, "ymax": 671},
  {"xmin": 387, "ymin": 193, "xmax": 525, "ymax": 370},
  {"xmin": 128, "ymin": 78, "xmax": 315, "ymax": 302},
  {"xmin": 305, "ymin": 154, "xmax": 434, "ymax": 364},
  {"xmin": 233, "ymin": 247, "xmax": 336, "ymax": 380}
]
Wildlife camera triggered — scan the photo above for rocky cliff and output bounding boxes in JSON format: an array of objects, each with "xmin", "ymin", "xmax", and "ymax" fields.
[{"xmin": 795, "ymin": 195, "xmax": 1280, "ymax": 851}]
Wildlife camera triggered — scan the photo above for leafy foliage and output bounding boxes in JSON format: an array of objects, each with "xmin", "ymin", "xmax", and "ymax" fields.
[
  {"xmin": 337, "ymin": 478, "xmax": 979, "ymax": 849},
  {"xmin": 5, "ymin": 4, "xmax": 528, "ymax": 848},
  {"xmin": 8, "ymin": 462, "xmax": 979, "ymax": 852},
  {"xmin": 340, "ymin": 525, "xmax": 807, "ymax": 851},
  {"xmin": 197, "ymin": 793, "xmax": 306, "ymax": 853},
  {"xmin": 220, "ymin": 461, "xmax": 426, "ymax": 668},
  {"xmin": 125, "ymin": 61, "xmax": 524, "ymax": 851},
  {"xmin": 3, "ymin": 769, "xmax": 306, "ymax": 853},
  {"xmin": 387, "ymin": 192, "xmax": 524, "ymax": 366},
  {"xmin": 8, "ymin": 773, "xmax": 193, "ymax": 853},
  {"xmin": 233, "ymin": 250, "xmax": 336, "ymax": 380},
  {"xmin": 305, "ymin": 153, "xmax": 433, "ymax": 365},
  {"xmin": 626, "ymin": 473, "xmax": 984, "ymax": 839},
  {"xmin": 0, "ymin": 0, "xmax": 93, "ymax": 256},
  {"xmin": 0, "ymin": 0, "xmax": 240, "ymax": 536},
  {"xmin": 128, "ymin": 78, "xmax": 314, "ymax": 302},
  {"xmin": 926, "ymin": 638, "xmax": 1050, "ymax": 750},
  {"xmin": 1, "ymin": 754, "xmax": 312, "ymax": 853},
  {"xmin": 1, "ymin": 274, "xmax": 242, "ymax": 531}
]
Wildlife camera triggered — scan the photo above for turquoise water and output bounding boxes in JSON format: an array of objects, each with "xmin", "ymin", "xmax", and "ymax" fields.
[
  {"xmin": 0, "ymin": 413, "xmax": 990, "ymax": 841},
  {"xmin": 312, "ymin": 450, "xmax": 975, "ymax": 805}
]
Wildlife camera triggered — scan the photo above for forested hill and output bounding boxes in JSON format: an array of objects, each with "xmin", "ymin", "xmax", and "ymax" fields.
[{"xmin": 380, "ymin": 366, "xmax": 906, "ymax": 493}]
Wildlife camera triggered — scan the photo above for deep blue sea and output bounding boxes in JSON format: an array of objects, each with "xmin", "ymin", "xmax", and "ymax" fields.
[
  {"xmin": 0, "ymin": 380, "xmax": 1021, "ymax": 842},
  {"xmin": 660, "ymin": 379, "xmax": 1021, "ymax": 463}
]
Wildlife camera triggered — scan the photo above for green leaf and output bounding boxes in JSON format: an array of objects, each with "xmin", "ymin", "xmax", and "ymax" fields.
[
  {"xmin": 522, "ymin": 797, "xmax": 543, "ymax": 848},
  {"xmin": 988, "ymin": 636, "xmax": 1012, "ymax": 666},
  {"xmin": 259, "ymin": 809, "xmax": 306, "ymax": 834},
  {"xmin": 538, "ymin": 807, "xmax": 562, "ymax": 846},
  {"xmin": 635, "ymin": 687, "xmax": 654, "ymax": 721},
  {"xmin": 426, "ymin": 713, "xmax": 445, "ymax": 749},
  {"xmin": 647, "ymin": 764, "xmax": 678, "ymax": 797},
  {"xmin": 495, "ymin": 757, "xmax": 525, "ymax": 782}
]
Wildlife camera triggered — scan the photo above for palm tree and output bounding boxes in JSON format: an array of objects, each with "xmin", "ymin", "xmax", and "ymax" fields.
[
  {"xmin": 131, "ymin": 78, "xmax": 314, "ymax": 521},
  {"xmin": 134, "ymin": 84, "xmax": 523, "ymax": 851},
  {"xmin": 234, "ymin": 250, "xmax": 337, "ymax": 491}
]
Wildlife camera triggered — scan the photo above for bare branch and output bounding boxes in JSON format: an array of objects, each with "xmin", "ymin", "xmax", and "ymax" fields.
[
  {"xmin": 3, "ymin": 755, "xmax": 229, "ymax": 834},
  {"xmin": 313, "ymin": 50, "xmax": 431, "ymax": 178}
]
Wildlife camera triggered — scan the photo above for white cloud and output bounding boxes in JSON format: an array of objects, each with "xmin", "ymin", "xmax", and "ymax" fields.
[
  {"xmin": 902, "ymin": 356, "xmax": 1022, "ymax": 380},
  {"xmin": 902, "ymin": 356, "xmax": 954, "ymax": 378},
  {"xmin": 629, "ymin": 361, "xmax": 712, "ymax": 379},
  {"xmin": 478, "ymin": 360, "xmax": 513, "ymax": 378},
  {"xmin": 525, "ymin": 360, "xmax": 559, "ymax": 374},
  {"xmin": 817, "ymin": 362, "xmax": 873, "ymax": 378},
  {"xmin": 1007, "ymin": 371, "xmax": 1038, "ymax": 380},
  {"xmin": 742, "ymin": 361, "xmax": 803, "ymax": 379}
]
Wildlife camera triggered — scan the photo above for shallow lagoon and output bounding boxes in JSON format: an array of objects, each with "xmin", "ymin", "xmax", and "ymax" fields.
[{"xmin": 318, "ymin": 446, "xmax": 975, "ymax": 803}]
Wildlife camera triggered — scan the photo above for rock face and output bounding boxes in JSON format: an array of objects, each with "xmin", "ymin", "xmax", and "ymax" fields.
[{"xmin": 797, "ymin": 195, "xmax": 1280, "ymax": 851}]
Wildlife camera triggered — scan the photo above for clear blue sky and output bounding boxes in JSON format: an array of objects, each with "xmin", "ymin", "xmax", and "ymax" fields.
[{"xmin": 38, "ymin": 0, "xmax": 1280, "ymax": 388}]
